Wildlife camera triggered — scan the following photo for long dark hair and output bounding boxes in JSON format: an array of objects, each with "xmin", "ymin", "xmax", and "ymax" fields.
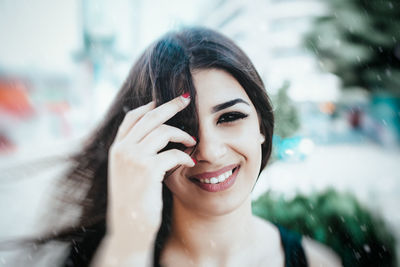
[{"xmin": 8, "ymin": 27, "xmax": 274, "ymax": 266}]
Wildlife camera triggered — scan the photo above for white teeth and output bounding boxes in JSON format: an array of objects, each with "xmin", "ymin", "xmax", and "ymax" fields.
[
  {"xmin": 197, "ymin": 168, "xmax": 235, "ymax": 184},
  {"xmin": 210, "ymin": 177, "xmax": 218, "ymax": 184}
]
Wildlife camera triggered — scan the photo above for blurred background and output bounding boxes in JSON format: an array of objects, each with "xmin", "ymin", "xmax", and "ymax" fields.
[{"xmin": 0, "ymin": 0, "xmax": 399, "ymax": 266}]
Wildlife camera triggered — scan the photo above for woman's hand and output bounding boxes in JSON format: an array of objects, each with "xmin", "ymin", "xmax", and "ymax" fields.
[{"xmin": 93, "ymin": 94, "xmax": 196, "ymax": 266}]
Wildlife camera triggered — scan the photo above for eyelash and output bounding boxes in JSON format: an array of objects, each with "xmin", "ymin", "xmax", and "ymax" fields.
[{"xmin": 217, "ymin": 112, "xmax": 249, "ymax": 124}]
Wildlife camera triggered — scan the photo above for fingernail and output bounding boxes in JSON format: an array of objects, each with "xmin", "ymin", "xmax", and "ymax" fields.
[
  {"xmin": 182, "ymin": 92, "xmax": 190, "ymax": 99},
  {"xmin": 192, "ymin": 157, "xmax": 197, "ymax": 165}
]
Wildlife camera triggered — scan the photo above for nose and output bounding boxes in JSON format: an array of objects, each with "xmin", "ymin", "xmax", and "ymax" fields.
[{"xmin": 192, "ymin": 130, "xmax": 227, "ymax": 163}]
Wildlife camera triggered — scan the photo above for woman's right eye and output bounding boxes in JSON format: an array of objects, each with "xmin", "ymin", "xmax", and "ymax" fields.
[{"xmin": 217, "ymin": 112, "xmax": 249, "ymax": 124}]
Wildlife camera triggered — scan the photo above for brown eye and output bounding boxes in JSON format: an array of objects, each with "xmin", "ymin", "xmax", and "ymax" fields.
[{"xmin": 217, "ymin": 112, "xmax": 248, "ymax": 124}]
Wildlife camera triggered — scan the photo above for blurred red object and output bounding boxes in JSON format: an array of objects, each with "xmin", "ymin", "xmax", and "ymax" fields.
[
  {"xmin": 0, "ymin": 133, "xmax": 15, "ymax": 153},
  {"xmin": 0, "ymin": 79, "xmax": 35, "ymax": 118},
  {"xmin": 349, "ymin": 107, "xmax": 362, "ymax": 129}
]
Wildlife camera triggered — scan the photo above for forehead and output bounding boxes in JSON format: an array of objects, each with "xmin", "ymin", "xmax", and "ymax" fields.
[{"xmin": 191, "ymin": 69, "xmax": 253, "ymax": 111}]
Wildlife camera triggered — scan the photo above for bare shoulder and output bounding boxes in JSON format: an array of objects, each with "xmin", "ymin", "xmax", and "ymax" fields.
[{"xmin": 302, "ymin": 237, "xmax": 342, "ymax": 267}]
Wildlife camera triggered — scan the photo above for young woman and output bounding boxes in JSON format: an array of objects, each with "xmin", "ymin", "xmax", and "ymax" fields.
[{"xmin": 27, "ymin": 27, "xmax": 341, "ymax": 266}]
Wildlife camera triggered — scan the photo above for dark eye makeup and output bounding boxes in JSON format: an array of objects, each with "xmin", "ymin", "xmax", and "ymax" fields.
[{"xmin": 217, "ymin": 111, "xmax": 249, "ymax": 124}]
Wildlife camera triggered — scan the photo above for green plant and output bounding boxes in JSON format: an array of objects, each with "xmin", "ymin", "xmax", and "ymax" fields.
[
  {"xmin": 305, "ymin": 0, "xmax": 400, "ymax": 94},
  {"xmin": 272, "ymin": 81, "xmax": 300, "ymax": 139},
  {"xmin": 252, "ymin": 189, "xmax": 397, "ymax": 267}
]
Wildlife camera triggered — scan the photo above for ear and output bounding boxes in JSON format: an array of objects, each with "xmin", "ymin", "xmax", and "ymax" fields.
[{"xmin": 259, "ymin": 133, "xmax": 265, "ymax": 144}]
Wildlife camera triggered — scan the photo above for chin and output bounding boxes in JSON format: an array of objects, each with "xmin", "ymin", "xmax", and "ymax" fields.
[
  {"xmin": 169, "ymin": 181, "xmax": 254, "ymax": 217},
  {"xmin": 171, "ymin": 193, "xmax": 246, "ymax": 217}
]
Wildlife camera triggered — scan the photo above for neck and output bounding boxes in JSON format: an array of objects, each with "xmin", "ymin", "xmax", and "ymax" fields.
[{"xmin": 166, "ymin": 195, "xmax": 255, "ymax": 259}]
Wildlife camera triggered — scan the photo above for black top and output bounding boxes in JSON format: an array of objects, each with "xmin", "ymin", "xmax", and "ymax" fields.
[
  {"xmin": 277, "ymin": 225, "xmax": 308, "ymax": 267},
  {"xmin": 63, "ymin": 222, "xmax": 308, "ymax": 267}
]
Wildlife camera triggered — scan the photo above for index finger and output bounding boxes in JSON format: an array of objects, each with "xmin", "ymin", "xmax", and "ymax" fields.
[
  {"xmin": 127, "ymin": 93, "xmax": 191, "ymax": 142},
  {"xmin": 115, "ymin": 101, "xmax": 156, "ymax": 141}
]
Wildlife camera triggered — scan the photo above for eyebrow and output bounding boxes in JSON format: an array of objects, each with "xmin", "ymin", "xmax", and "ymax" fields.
[{"xmin": 211, "ymin": 98, "xmax": 250, "ymax": 113}]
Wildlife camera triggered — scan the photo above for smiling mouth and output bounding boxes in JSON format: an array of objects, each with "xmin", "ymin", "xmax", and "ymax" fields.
[
  {"xmin": 191, "ymin": 167, "xmax": 238, "ymax": 184},
  {"xmin": 189, "ymin": 165, "xmax": 240, "ymax": 192}
]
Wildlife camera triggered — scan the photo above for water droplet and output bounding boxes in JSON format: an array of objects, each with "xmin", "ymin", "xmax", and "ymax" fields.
[
  {"xmin": 356, "ymin": 56, "xmax": 361, "ymax": 62},
  {"xmin": 328, "ymin": 226, "xmax": 333, "ymax": 233},
  {"xmin": 378, "ymin": 46, "xmax": 383, "ymax": 53},
  {"xmin": 360, "ymin": 224, "xmax": 367, "ymax": 232},
  {"xmin": 81, "ymin": 226, "xmax": 86, "ymax": 232},
  {"xmin": 376, "ymin": 74, "xmax": 382, "ymax": 81},
  {"xmin": 386, "ymin": 69, "xmax": 392, "ymax": 77},
  {"xmin": 388, "ymin": 2, "xmax": 393, "ymax": 8},
  {"xmin": 354, "ymin": 250, "xmax": 361, "ymax": 260},
  {"xmin": 123, "ymin": 106, "xmax": 129, "ymax": 113},
  {"xmin": 340, "ymin": 216, "xmax": 345, "ymax": 222},
  {"xmin": 364, "ymin": 244, "xmax": 371, "ymax": 253}
]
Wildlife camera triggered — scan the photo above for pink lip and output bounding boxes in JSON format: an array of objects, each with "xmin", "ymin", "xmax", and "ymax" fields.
[
  {"xmin": 190, "ymin": 164, "xmax": 238, "ymax": 180},
  {"xmin": 190, "ymin": 165, "xmax": 240, "ymax": 193}
]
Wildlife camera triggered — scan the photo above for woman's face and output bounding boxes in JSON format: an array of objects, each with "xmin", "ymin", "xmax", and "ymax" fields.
[{"xmin": 164, "ymin": 68, "xmax": 264, "ymax": 216}]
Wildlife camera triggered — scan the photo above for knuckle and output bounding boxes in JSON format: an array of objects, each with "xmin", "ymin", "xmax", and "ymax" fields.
[
  {"xmin": 168, "ymin": 148, "xmax": 180, "ymax": 157},
  {"xmin": 116, "ymin": 124, "xmax": 126, "ymax": 136},
  {"xmin": 144, "ymin": 110, "xmax": 161, "ymax": 122},
  {"xmin": 169, "ymin": 148, "xmax": 186, "ymax": 159},
  {"xmin": 159, "ymin": 124, "xmax": 175, "ymax": 137},
  {"xmin": 124, "ymin": 109, "xmax": 137, "ymax": 120},
  {"xmin": 109, "ymin": 144, "xmax": 123, "ymax": 160},
  {"xmin": 158, "ymin": 124, "xmax": 170, "ymax": 132}
]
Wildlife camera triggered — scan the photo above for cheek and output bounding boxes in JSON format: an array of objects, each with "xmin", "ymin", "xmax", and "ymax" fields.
[
  {"xmin": 163, "ymin": 173, "xmax": 179, "ymax": 193},
  {"xmin": 225, "ymin": 120, "xmax": 263, "ymax": 167},
  {"xmin": 163, "ymin": 167, "xmax": 190, "ymax": 197}
]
